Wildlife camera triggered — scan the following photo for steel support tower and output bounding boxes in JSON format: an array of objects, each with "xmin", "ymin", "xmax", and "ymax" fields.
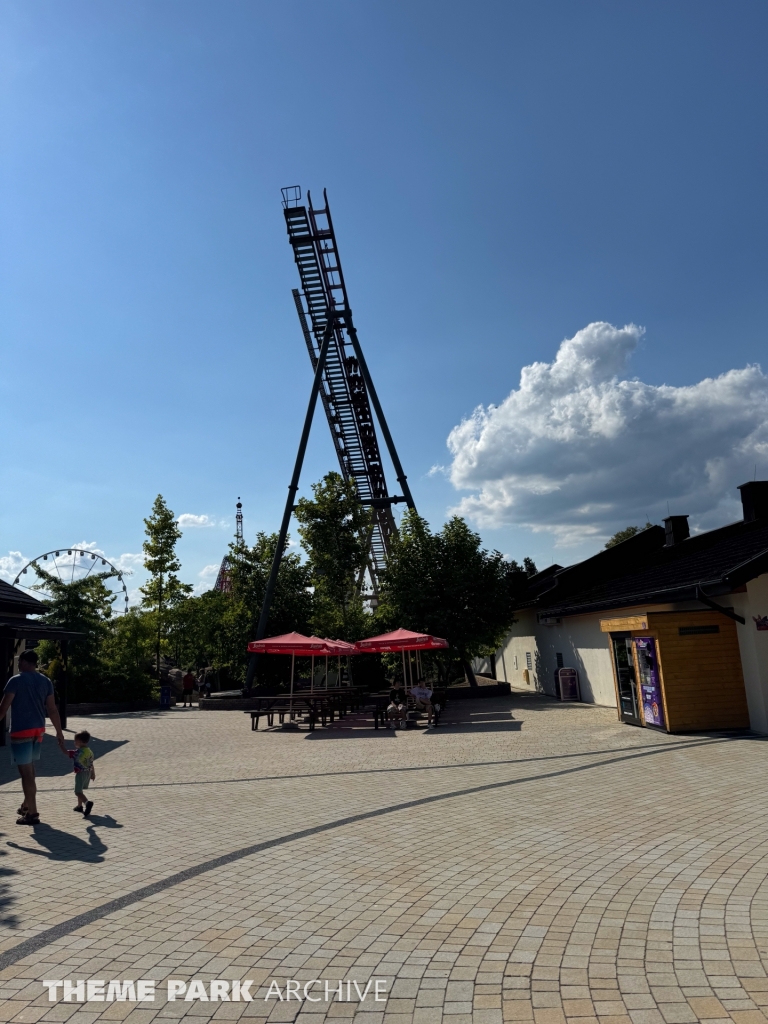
[{"xmin": 281, "ymin": 186, "xmax": 414, "ymax": 589}]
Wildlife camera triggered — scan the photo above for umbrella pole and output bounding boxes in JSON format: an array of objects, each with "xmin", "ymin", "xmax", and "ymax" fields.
[
  {"xmin": 290, "ymin": 652, "xmax": 295, "ymax": 719},
  {"xmin": 338, "ymin": 655, "xmax": 341, "ymax": 687},
  {"xmin": 325, "ymin": 654, "xmax": 328, "ymax": 689},
  {"xmin": 402, "ymin": 650, "xmax": 407, "ymax": 689},
  {"xmin": 311, "ymin": 654, "xmax": 314, "ymax": 694}
]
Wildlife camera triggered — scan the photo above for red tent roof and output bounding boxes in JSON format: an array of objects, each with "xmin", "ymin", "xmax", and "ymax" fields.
[
  {"xmin": 355, "ymin": 628, "xmax": 449, "ymax": 653},
  {"xmin": 247, "ymin": 632, "xmax": 330, "ymax": 655}
]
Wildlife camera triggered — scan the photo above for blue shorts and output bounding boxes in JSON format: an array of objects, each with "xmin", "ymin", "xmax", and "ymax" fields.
[{"xmin": 10, "ymin": 728, "xmax": 45, "ymax": 766}]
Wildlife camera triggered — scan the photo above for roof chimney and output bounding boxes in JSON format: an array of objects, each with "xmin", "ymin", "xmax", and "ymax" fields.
[
  {"xmin": 664, "ymin": 515, "xmax": 690, "ymax": 547},
  {"xmin": 738, "ymin": 481, "xmax": 768, "ymax": 523}
]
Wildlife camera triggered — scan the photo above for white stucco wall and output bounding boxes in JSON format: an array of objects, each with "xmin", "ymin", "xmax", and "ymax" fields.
[
  {"xmin": 497, "ymin": 610, "xmax": 542, "ymax": 693},
  {"xmin": 732, "ymin": 573, "xmax": 768, "ymax": 735},
  {"xmin": 488, "ymin": 610, "xmax": 618, "ymax": 708}
]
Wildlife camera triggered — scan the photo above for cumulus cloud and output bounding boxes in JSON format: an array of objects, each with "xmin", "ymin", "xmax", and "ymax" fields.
[
  {"xmin": 447, "ymin": 322, "xmax": 768, "ymax": 546},
  {"xmin": 0, "ymin": 551, "xmax": 28, "ymax": 584},
  {"xmin": 177, "ymin": 513, "xmax": 213, "ymax": 528},
  {"xmin": 71, "ymin": 542, "xmax": 141, "ymax": 575},
  {"xmin": 199, "ymin": 564, "xmax": 220, "ymax": 578}
]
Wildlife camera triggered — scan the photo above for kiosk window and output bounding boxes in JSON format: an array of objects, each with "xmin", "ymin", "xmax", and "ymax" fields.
[
  {"xmin": 556, "ymin": 652, "xmax": 564, "ymax": 668},
  {"xmin": 525, "ymin": 652, "xmax": 532, "ymax": 670},
  {"xmin": 679, "ymin": 625, "xmax": 719, "ymax": 636}
]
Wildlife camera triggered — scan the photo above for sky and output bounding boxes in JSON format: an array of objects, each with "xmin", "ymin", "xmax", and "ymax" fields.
[{"xmin": 2, "ymin": 0, "xmax": 768, "ymax": 602}]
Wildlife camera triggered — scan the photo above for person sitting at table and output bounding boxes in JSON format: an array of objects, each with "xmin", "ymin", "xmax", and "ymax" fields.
[
  {"xmin": 410, "ymin": 678, "xmax": 434, "ymax": 725},
  {"xmin": 387, "ymin": 683, "xmax": 407, "ymax": 729}
]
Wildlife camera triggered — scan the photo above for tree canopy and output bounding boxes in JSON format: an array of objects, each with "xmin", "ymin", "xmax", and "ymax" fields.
[
  {"xmin": 294, "ymin": 471, "xmax": 372, "ymax": 641},
  {"xmin": 605, "ymin": 522, "xmax": 654, "ymax": 548},
  {"xmin": 377, "ymin": 511, "xmax": 533, "ymax": 682}
]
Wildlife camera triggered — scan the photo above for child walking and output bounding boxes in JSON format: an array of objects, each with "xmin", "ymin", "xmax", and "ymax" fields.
[{"xmin": 67, "ymin": 730, "xmax": 96, "ymax": 816}]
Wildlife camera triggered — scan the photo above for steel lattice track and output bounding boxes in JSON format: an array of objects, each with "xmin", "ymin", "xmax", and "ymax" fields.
[{"xmin": 283, "ymin": 192, "xmax": 396, "ymax": 583}]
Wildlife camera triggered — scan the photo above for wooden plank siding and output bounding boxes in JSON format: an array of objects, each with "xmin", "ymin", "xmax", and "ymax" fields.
[{"xmin": 637, "ymin": 611, "xmax": 749, "ymax": 732}]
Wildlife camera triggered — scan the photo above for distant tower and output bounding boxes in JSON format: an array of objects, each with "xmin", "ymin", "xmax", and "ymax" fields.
[
  {"xmin": 214, "ymin": 498, "xmax": 243, "ymax": 593},
  {"xmin": 235, "ymin": 498, "xmax": 243, "ymax": 547}
]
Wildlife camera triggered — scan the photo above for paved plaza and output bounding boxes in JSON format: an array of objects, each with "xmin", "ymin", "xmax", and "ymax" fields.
[{"xmin": 0, "ymin": 692, "xmax": 767, "ymax": 1024}]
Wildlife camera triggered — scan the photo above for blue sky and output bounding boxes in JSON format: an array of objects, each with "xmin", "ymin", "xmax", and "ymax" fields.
[{"xmin": 2, "ymin": 0, "xmax": 768, "ymax": 599}]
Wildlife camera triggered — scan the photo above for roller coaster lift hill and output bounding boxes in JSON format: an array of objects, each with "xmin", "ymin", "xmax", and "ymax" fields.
[{"xmin": 244, "ymin": 188, "xmax": 415, "ymax": 690}]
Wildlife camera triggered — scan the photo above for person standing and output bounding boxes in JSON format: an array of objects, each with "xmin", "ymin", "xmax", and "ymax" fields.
[
  {"xmin": 181, "ymin": 668, "xmax": 196, "ymax": 708},
  {"xmin": 66, "ymin": 730, "xmax": 96, "ymax": 816},
  {"xmin": 0, "ymin": 649, "xmax": 67, "ymax": 825}
]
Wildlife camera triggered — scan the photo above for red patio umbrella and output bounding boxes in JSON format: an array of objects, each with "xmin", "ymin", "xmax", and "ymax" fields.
[
  {"xmin": 355, "ymin": 629, "xmax": 448, "ymax": 688},
  {"xmin": 322, "ymin": 638, "xmax": 357, "ymax": 688},
  {"xmin": 247, "ymin": 632, "xmax": 329, "ymax": 709}
]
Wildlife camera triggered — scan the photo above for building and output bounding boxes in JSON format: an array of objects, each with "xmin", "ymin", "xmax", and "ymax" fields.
[{"xmin": 478, "ymin": 481, "xmax": 768, "ymax": 733}]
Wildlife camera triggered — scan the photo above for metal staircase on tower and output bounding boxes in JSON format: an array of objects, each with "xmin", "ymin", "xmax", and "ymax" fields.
[{"xmin": 281, "ymin": 186, "xmax": 414, "ymax": 590}]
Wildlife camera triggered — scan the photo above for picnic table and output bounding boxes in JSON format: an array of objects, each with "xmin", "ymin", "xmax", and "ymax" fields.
[
  {"xmin": 369, "ymin": 687, "xmax": 448, "ymax": 729},
  {"xmin": 245, "ymin": 686, "xmax": 366, "ymax": 731}
]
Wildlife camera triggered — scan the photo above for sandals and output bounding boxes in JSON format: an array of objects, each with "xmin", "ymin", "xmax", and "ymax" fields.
[
  {"xmin": 16, "ymin": 812, "xmax": 40, "ymax": 825},
  {"xmin": 17, "ymin": 804, "xmax": 27, "ymax": 815}
]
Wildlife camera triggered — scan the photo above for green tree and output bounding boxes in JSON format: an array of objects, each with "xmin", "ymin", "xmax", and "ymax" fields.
[
  {"xmin": 294, "ymin": 472, "xmax": 373, "ymax": 640},
  {"xmin": 605, "ymin": 522, "xmax": 654, "ymax": 548},
  {"xmin": 154, "ymin": 531, "xmax": 314, "ymax": 690},
  {"xmin": 378, "ymin": 512, "xmax": 531, "ymax": 685},
  {"xmin": 140, "ymin": 495, "xmax": 192, "ymax": 677},
  {"xmin": 229, "ymin": 531, "xmax": 314, "ymax": 684},
  {"xmin": 100, "ymin": 608, "xmax": 156, "ymax": 698},
  {"xmin": 33, "ymin": 565, "xmax": 117, "ymax": 700}
]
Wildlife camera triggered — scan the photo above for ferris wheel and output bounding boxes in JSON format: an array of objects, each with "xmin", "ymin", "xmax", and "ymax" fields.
[{"xmin": 12, "ymin": 548, "xmax": 130, "ymax": 614}]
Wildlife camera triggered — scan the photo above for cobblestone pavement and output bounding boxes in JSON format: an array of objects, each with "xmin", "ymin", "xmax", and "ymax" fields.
[{"xmin": 0, "ymin": 691, "xmax": 766, "ymax": 1024}]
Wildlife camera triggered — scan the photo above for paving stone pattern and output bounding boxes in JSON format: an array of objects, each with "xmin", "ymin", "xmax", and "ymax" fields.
[{"xmin": 0, "ymin": 692, "xmax": 766, "ymax": 1024}]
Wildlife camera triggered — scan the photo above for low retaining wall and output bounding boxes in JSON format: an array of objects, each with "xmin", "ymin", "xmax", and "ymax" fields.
[
  {"xmin": 199, "ymin": 698, "xmax": 266, "ymax": 711},
  {"xmin": 199, "ymin": 681, "xmax": 511, "ymax": 712},
  {"xmin": 446, "ymin": 682, "xmax": 511, "ymax": 700},
  {"xmin": 65, "ymin": 700, "xmax": 163, "ymax": 715}
]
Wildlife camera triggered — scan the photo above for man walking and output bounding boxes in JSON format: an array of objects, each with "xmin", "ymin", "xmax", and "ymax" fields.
[
  {"xmin": 0, "ymin": 649, "xmax": 67, "ymax": 825},
  {"xmin": 181, "ymin": 668, "xmax": 196, "ymax": 708}
]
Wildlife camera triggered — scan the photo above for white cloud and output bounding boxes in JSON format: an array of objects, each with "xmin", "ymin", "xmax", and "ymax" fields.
[
  {"xmin": 199, "ymin": 564, "xmax": 220, "ymax": 578},
  {"xmin": 177, "ymin": 513, "xmax": 213, "ymax": 528},
  {"xmin": 71, "ymin": 542, "xmax": 141, "ymax": 575},
  {"xmin": 0, "ymin": 551, "xmax": 28, "ymax": 584},
  {"xmin": 447, "ymin": 322, "xmax": 768, "ymax": 546}
]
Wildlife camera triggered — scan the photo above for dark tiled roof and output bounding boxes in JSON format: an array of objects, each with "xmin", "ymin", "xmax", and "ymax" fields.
[
  {"xmin": 0, "ymin": 579, "xmax": 47, "ymax": 614},
  {"xmin": 521, "ymin": 518, "xmax": 768, "ymax": 617}
]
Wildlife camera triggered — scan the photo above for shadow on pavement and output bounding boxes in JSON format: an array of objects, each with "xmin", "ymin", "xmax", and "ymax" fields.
[
  {"xmin": 0, "ymin": 734, "xmax": 127, "ymax": 786},
  {"xmin": 0, "ymin": 838, "xmax": 18, "ymax": 928},
  {"xmin": 6, "ymin": 815, "xmax": 121, "ymax": 863},
  {"xmin": 304, "ymin": 728, "xmax": 397, "ymax": 739},
  {"xmin": 430, "ymin": 721, "xmax": 523, "ymax": 733}
]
